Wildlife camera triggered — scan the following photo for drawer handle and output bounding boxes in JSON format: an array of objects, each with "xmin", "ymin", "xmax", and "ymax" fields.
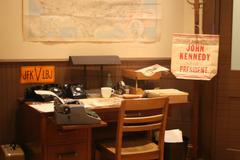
[{"xmin": 57, "ymin": 151, "xmax": 79, "ymax": 159}]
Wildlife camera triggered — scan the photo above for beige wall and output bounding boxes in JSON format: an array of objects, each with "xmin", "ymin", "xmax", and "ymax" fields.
[{"xmin": 0, "ymin": 0, "xmax": 195, "ymax": 60}]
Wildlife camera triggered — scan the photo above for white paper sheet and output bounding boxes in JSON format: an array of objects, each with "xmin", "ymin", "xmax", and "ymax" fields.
[
  {"xmin": 80, "ymin": 97, "xmax": 122, "ymax": 107},
  {"xmin": 155, "ymin": 129, "xmax": 183, "ymax": 143},
  {"xmin": 136, "ymin": 64, "xmax": 169, "ymax": 76},
  {"xmin": 164, "ymin": 129, "xmax": 183, "ymax": 143},
  {"xmin": 29, "ymin": 103, "xmax": 54, "ymax": 113},
  {"xmin": 34, "ymin": 90, "xmax": 65, "ymax": 104}
]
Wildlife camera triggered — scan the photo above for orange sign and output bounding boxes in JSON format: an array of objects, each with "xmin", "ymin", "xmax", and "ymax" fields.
[{"xmin": 20, "ymin": 66, "xmax": 55, "ymax": 84}]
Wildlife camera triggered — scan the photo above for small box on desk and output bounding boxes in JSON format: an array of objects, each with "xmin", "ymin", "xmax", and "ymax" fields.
[
  {"xmin": 122, "ymin": 69, "xmax": 162, "ymax": 95},
  {"xmin": 129, "ymin": 86, "xmax": 144, "ymax": 94},
  {"xmin": 145, "ymin": 89, "xmax": 189, "ymax": 104},
  {"xmin": 0, "ymin": 144, "xmax": 25, "ymax": 160}
]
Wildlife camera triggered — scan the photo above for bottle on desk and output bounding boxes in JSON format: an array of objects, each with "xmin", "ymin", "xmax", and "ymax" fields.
[
  {"xmin": 105, "ymin": 73, "xmax": 113, "ymax": 88},
  {"xmin": 124, "ymin": 85, "xmax": 130, "ymax": 94}
]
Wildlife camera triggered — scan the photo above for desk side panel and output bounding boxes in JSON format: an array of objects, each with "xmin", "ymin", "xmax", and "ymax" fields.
[{"xmin": 16, "ymin": 104, "xmax": 44, "ymax": 160}]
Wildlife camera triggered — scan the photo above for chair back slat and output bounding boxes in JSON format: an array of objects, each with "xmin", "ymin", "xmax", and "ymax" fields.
[
  {"xmin": 123, "ymin": 122, "xmax": 162, "ymax": 132},
  {"xmin": 115, "ymin": 97, "xmax": 169, "ymax": 160},
  {"xmin": 121, "ymin": 98, "xmax": 167, "ymax": 111},
  {"xmin": 124, "ymin": 114, "xmax": 163, "ymax": 124}
]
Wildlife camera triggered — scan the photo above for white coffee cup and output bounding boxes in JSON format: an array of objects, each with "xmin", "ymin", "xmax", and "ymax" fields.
[{"xmin": 101, "ymin": 87, "xmax": 114, "ymax": 98}]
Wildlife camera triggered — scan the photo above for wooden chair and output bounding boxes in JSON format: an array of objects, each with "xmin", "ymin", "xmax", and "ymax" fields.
[{"xmin": 96, "ymin": 97, "xmax": 169, "ymax": 160}]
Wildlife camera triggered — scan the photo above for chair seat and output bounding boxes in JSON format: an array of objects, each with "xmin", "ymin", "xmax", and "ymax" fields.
[
  {"xmin": 96, "ymin": 98, "xmax": 169, "ymax": 160},
  {"xmin": 98, "ymin": 138, "xmax": 159, "ymax": 156}
]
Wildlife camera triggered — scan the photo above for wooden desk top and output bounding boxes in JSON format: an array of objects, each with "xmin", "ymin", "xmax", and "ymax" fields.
[{"xmin": 23, "ymin": 88, "xmax": 188, "ymax": 114}]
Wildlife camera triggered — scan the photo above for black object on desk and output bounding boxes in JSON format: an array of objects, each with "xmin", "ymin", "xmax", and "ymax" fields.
[
  {"xmin": 24, "ymin": 85, "xmax": 53, "ymax": 102},
  {"xmin": 24, "ymin": 84, "xmax": 64, "ymax": 101},
  {"xmin": 63, "ymin": 83, "xmax": 87, "ymax": 99}
]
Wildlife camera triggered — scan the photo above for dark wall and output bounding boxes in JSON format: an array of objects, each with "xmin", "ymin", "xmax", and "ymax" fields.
[
  {"xmin": 199, "ymin": 0, "xmax": 220, "ymax": 159},
  {"xmin": 213, "ymin": 0, "xmax": 240, "ymax": 159},
  {"xmin": 201, "ymin": 0, "xmax": 240, "ymax": 159}
]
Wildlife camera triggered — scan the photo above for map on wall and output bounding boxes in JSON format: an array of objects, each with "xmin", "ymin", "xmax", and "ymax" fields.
[{"xmin": 23, "ymin": 0, "xmax": 162, "ymax": 42}]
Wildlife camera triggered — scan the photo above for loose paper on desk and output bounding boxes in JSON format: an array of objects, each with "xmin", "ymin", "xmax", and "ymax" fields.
[
  {"xmin": 136, "ymin": 64, "xmax": 169, "ymax": 77},
  {"xmin": 88, "ymin": 98, "xmax": 121, "ymax": 107},
  {"xmin": 35, "ymin": 90, "xmax": 65, "ymax": 104}
]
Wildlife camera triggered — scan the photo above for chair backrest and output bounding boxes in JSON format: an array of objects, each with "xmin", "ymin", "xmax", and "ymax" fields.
[{"xmin": 115, "ymin": 97, "xmax": 169, "ymax": 160}]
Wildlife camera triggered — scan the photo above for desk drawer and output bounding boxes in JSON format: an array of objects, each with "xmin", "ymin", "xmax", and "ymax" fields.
[
  {"xmin": 46, "ymin": 118, "xmax": 89, "ymax": 145},
  {"xmin": 47, "ymin": 143, "xmax": 88, "ymax": 160},
  {"xmin": 96, "ymin": 110, "xmax": 118, "ymax": 122}
]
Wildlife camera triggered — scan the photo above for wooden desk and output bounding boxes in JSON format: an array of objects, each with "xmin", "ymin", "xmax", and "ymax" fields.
[
  {"xmin": 16, "ymin": 101, "xmax": 107, "ymax": 160},
  {"xmin": 16, "ymin": 93, "xmax": 188, "ymax": 160}
]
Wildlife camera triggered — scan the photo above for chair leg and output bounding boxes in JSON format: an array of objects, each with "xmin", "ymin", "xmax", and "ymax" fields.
[{"xmin": 94, "ymin": 150, "xmax": 102, "ymax": 160}]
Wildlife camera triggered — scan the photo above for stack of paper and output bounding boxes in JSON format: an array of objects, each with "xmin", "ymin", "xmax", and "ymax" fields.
[
  {"xmin": 145, "ymin": 89, "xmax": 188, "ymax": 104},
  {"xmin": 136, "ymin": 64, "xmax": 169, "ymax": 77}
]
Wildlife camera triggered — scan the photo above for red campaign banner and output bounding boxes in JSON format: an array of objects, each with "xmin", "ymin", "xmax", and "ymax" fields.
[{"xmin": 171, "ymin": 33, "xmax": 219, "ymax": 80}]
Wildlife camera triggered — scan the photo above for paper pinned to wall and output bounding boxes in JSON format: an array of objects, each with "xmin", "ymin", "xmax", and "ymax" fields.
[{"xmin": 23, "ymin": 0, "xmax": 163, "ymax": 42}]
